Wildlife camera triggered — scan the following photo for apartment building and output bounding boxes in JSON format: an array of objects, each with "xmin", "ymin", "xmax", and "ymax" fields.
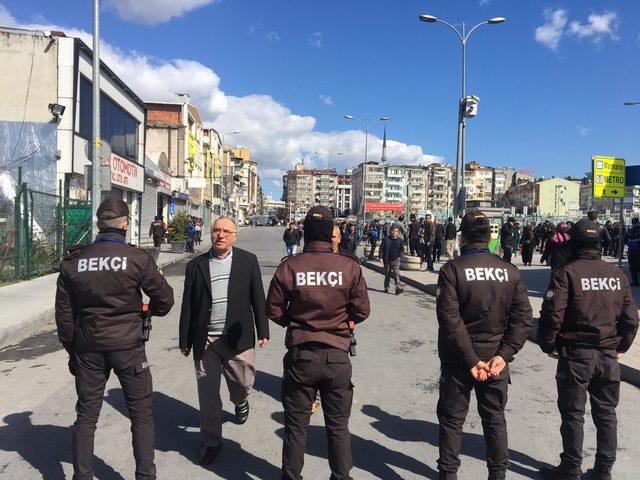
[
  {"xmin": 425, "ymin": 163, "xmax": 455, "ymax": 219},
  {"xmin": 284, "ymin": 164, "xmax": 337, "ymax": 219},
  {"xmin": 336, "ymin": 170, "xmax": 353, "ymax": 216}
]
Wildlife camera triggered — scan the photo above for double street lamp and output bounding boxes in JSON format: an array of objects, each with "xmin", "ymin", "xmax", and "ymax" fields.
[
  {"xmin": 344, "ymin": 115, "xmax": 390, "ymax": 225},
  {"xmin": 419, "ymin": 14, "xmax": 505, "ymax": 221}
]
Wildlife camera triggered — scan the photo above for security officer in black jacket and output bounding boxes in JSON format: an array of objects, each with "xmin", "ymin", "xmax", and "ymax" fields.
[
  {"xmin": 436, "ymin": 211, "xmax": 533, "ymax": 480},
  {"xmin": 538, "ymin": 219, "xmax": 639, "ymax": 480},
  {"xmin": 55, "ymin": 198, "xmax": 174, "ymax": 480}
]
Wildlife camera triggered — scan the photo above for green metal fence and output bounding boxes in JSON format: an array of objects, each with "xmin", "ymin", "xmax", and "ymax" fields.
[{"xmin": 0, "ymin": 168, "xmax": 91, "ymax": 284}]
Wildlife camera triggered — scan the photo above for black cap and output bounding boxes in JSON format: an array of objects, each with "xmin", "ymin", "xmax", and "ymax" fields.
[
  {"xmin": 569, "ymin": 219, "xmax": 599, "ymax": 244},
  {"xmin": 507, "ymin": 216, "xmax": 515, "ymax": 223},
  {"xmin": 97, "ymin": 197, "xmax": 129, "ymax": 220},
  {"xmin": 459, "ymin": 211, "xmax": 491, "ymax": 236},
  {"xmin": 632, "ymin": 217, "xmax": 639, "ymax": 225},
  {"xmin": 304, "ymin": 205, "xmax": 333, "ymax": 222}
]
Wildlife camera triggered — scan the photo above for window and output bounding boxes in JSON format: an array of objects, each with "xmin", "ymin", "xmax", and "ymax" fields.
[{"xmin": 78, "ymin": 76, "xmax": 139, "ymax": 162}]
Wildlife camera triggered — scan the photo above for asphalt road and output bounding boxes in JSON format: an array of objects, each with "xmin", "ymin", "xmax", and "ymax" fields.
[{"xmin": 0, "ymin": 226, "xmax": 639, "ymax": 479}]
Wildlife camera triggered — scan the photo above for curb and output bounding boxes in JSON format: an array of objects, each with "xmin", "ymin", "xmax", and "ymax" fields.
[{"xmin": 361, "ymin": 260, "xmax": 640, "ymax": 389}]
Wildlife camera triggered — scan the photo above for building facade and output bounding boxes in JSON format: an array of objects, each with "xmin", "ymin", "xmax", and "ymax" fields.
[
  {"xmin": 336, "ymin": 170, "xmax": 352, "ymax": 217},
  {"xmin": 0, "ymin": 27, "xmax": 147, "ymax": 244}
]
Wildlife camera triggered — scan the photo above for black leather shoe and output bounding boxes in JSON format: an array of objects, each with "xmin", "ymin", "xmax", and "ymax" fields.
[
  {"xmin": 540, "ymin": 465, "xmax": 580, "ymax": 480},
  {"xmin": 488, "ymin": 471, "xmax": 506, "ymax": 480},
  {"xmin": 200, "ymin": 445, "xmax": 222, "ymax": 465},
  {"xmin": 236, "ymin": 400, "xmax": 249, "ymax": 424},
  {"xmin": 396, "ymin": 288, "xmax": 404, "ymax": 295},
  {"xmin": 589, "ymin": 466, "xmax": 612, "ymax": 480}
]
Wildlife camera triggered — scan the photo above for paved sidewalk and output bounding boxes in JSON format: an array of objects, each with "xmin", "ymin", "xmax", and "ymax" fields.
[
  {"xmin": 361, "ymin": 248, "xmax": 640, "ymax": 388},
  {"xmin": 0, "ymin": 239, "xmax": 211, "ymax": 349}
]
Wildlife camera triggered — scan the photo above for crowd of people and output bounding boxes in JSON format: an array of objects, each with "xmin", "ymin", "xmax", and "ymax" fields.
[{"xmin": 55, "ymin": 198, "xmax": 639, "ymax": 480}]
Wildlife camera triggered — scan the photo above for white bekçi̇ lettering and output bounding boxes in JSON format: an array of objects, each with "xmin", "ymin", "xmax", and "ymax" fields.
[
  {"xmin": 464, "ymin": 267, "xmax": 509, "ymax": 283},
  {"xmin": 580, "ymin": 277, "xmax": 621, "ymax": 291},
  {"xmin": 296, "ymin": 271, "xmax": 343, "ymax": 287},
  {"xmin": 78, "ymin": 257, "xmax": 128, "ymax": 272}
]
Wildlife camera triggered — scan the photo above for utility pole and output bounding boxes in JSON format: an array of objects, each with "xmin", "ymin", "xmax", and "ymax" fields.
[{"xmin": 91, "ymin": 0, "xmax": 101, "ymax": 240}]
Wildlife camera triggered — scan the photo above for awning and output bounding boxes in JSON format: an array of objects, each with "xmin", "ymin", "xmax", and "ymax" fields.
[{"xmin": 145, "ymin": 155, "xmax": 172, "ymax": 194}]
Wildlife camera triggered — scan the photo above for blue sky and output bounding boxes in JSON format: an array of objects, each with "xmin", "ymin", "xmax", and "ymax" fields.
[{"xmin": 1, "ymin": 0, "xmax": 639, "ymax": 196}]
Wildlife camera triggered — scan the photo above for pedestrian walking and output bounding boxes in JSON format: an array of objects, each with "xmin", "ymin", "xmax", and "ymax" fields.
[
  {"xmin": 339, "ymin": 223, "xmax": 359, "ymax": 257},
  {"xmin": 392, "ymin": 214, "xmax": 407, "ymax": 244},
  {"xmin": 194, "ymin": 217, "xmax": 202, "ymax": 245},
  {"xmin": 436, "ymin": 211, "xmax": 533, "ymax": 480},
  {"xmin": 178, "ymin": 217, "xmax": 270, "ymax": 465},
  {"xmin": 540, "ymin": 222, "xmax": 572, "ymax": 271},
  {"xmin": 445, "ymin": 216, "xmax": 456, "ymax": 260},
  {"xmin": 283, "ymin": 222, "xmax": 301, "ymax": 256},
  {"xmin": 520, "ymin": 222, "xmax": 535, "ymax": 266},
  {"xmin": 368, "ymin": 219, "xmax": 380, "ymax": 260},
  {"xmin": 421, "ymin": 214, "xmax": 436, "ymax": 272},
  {"xmin": 408, "ymin": 214, "xmax": 421, "ymax": 257},
  {"xmin": 538, "ymin": 219, "xmax": 639, "ymax": 480},
  {"xmin": 433, "ymin": 218, "xmax": 445, "ymax": 263},
  {"xmin": 625, "ymin": 217, "xmax": 640, "ymax": 286},
  {"xmin": 500, "ymin": 217, "xmax": 516, "ymax": 263},
  {"xmin": 149, "ymin": 215, "xmax": 166, "ymax": 248},
  {"xmin": 55, "ymin": 198, "xmax": 175, "ymax": 480},
  {"xmin": 185, "ymin": 218, "xmax": 196, "ymax": 253},
  {"xmin": 266, "ymin": 206, "xmax": 371, "ymax": 480},
  {"xmin": 379, "ymin": 225, "xmax": 404, "ymax": 294}
]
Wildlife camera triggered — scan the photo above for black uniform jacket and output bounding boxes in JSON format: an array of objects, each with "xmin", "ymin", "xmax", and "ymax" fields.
[
  {"xmin": 436, "ymin": 243, "xmax": 533, "ymax": 371},
  {"xmin": 266, "ymin": 241, "xmax": 370, "ymax": 352},
  {"xmin": 538, "ymin": 249, "xmax": 639, "ymax": 353},
  {"xmin": 179, "ymin": 247, "xmax": 269, "ymax": 360},
  {"xmin": 55, "ymin": 231, "xmax": 174, "ymax": 353}
]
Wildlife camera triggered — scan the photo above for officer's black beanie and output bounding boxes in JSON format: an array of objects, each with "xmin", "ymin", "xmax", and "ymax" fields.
[
  {"xmin": 303, "ymin": 206, "xmax": 334, "ymax": 244},
  {"xmin": 569, "ymin": 219, "xmax": 599, "ymax": 251}
]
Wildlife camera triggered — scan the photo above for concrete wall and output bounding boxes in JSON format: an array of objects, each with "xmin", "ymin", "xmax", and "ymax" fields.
[{"xmin": 0, "ymin": 30, "xmax": 58, "ymax": 123}]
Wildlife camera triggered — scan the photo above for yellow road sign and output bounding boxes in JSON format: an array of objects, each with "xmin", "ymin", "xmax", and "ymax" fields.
[{"xmin": 593, "ymin": 156, "xmax": 625, "ymax": 199}]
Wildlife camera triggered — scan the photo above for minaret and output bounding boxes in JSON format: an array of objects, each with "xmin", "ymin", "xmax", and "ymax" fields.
[{"xmin": 381, "ymin": 124, "xmax": 388, "ymax": 163}]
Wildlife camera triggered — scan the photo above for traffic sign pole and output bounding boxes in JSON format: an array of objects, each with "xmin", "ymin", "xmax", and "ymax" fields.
[{"xmin": 619, "ymin": 198, "xmax": 624, "ymax": 268}]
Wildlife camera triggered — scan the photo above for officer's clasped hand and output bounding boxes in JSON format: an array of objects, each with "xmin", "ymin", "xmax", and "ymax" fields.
[
  {"xmin": 470, "ymin": 361, "xmax": 490, "ymax": 382},
  {"xmin": 471, "ymin": 357, "xmax": 506, "ymax": 382}
]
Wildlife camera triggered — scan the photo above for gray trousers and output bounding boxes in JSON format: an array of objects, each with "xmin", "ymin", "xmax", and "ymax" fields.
[
  {"xmin": 383, "ymin": 259, "xmax": 403, "ymax": 290},
  {"xmin": 194, "ymin": 335, "xmax": 256, "ymax": 447}
]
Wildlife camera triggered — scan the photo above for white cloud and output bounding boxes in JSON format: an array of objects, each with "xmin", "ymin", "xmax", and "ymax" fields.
[
  {"xmin": 0, "ymin": 4, "xmax": 17, "ymax": 25},
  {"xmin": 103, "ymin": 0, "xmax": 218, "ymax": 25},
  {"xmin": 568, "ymin": 11, "xmax": 619, "ymax": 44},
  {"xmin": 576, "ymin": 126, "xmax": 591, "ymax": 137},
  {"xmin": 0, "ymin": 6, "xmax": 443, "ymax": 189},
  {"xmin": 266, "ymin": 31, "xmax": 280, "ymax": 42},
  {"xmin": 535, "ymin": 8, "xmax": 568, "ymax": 51},
  {"xmin": 319, "ymin": 95, "xmax": 333, "ymax": 106},
  {"xmin": 307, "ymin": 32, "xmax": 322, "ymax": 48},
  {"xmin": 535, "ymin": 9, "xmax": 621, "ymax": 52}
]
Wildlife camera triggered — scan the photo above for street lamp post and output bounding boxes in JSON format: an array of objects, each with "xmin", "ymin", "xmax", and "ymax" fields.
[
  {"xmin": 344, "ymin": 115, "xmax": 389, "ymax": 226},
  {"xmin": 419, "ymin": 14, "xmax": 505, "ymax": 223}
]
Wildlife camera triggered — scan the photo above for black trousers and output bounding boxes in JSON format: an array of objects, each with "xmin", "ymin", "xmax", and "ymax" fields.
[
  {"xmin": 409, "ymin": 238, "xmax": 420, "ymax": 257},
  {"xmin": 281, "ymin": 345, "xmax": 353, "ymax": 480},
  {"xmin": 422, "ymin": 243, "xmax": 434, "ymax": 270},
  {"xmin": 555, "ymin": 348, "xmax": 620, "ymax": 476},
  {"xmin": 501, "ymin": 244, "xmax": 512, "ymax": 263},
  {"xmin": 368, "ymin": 238, "xmax": 378, "ymax": 259},
  {"xmin": 437, "ymin": 366, "xmax": 509, "ymax": 477},
  {"xmin": 628, "ymin": 251, "xmax": 640, "ymax": 284},
  {"xmin": 152, "ymin": 235, "xmax": 163, "ymax": 248},
  {"xmin": 433, "ymin": 240, "xmax": 443, "ymax": 263},
  {"xmin": 74, "ymin": 345, "xmax": 155, "ymax": 480}
]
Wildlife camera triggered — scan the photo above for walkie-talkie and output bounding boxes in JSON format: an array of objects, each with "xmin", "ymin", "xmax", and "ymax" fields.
[
  {"xmin": 141, "ymin": 304, "xmax": 152, "ymax": 342},
  {"xmin": 348, "ymin": 320, "xmax": 357, "ymax": 357}
]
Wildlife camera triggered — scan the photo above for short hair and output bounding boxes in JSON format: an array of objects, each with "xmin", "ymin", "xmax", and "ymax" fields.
[
  {"xmin": 98, "ymin": 215, "xmax": 128, "ymax": 230},
  {"xmin": 390, "ymin": 225, "xmax": 399, "ymax": 231},
  {"xmin": 212, "ymin": 217, "xmax": 237, "ymax": 232}
]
